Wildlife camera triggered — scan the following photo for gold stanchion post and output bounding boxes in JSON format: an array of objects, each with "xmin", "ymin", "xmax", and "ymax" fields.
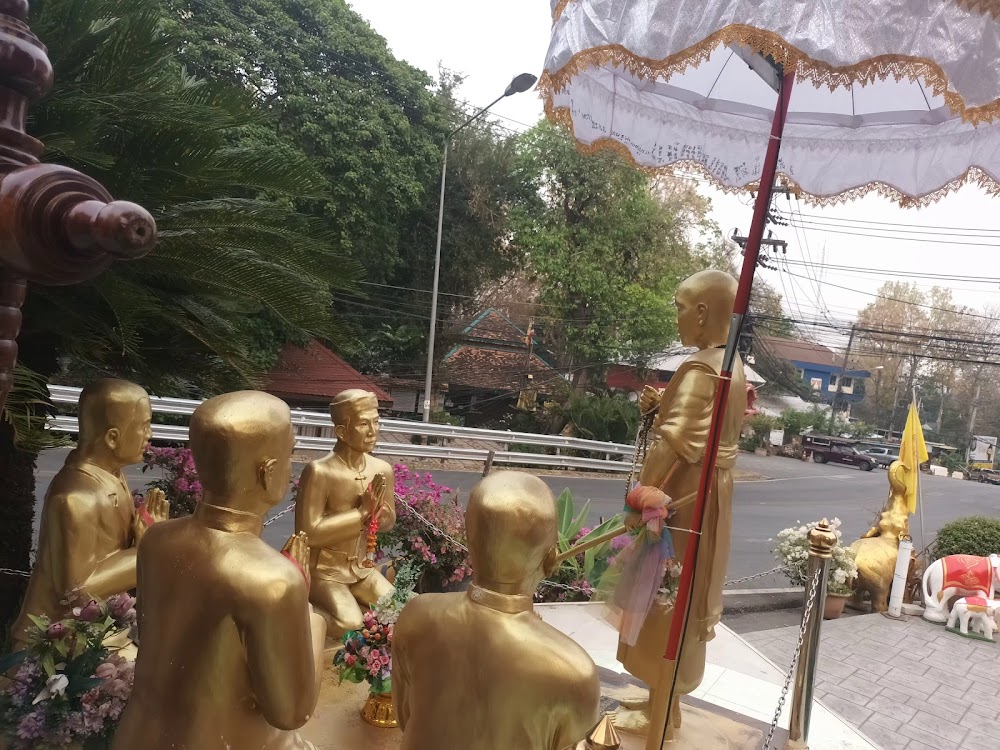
[{"xmin": 785, "ymin": 519, "xmax": 837, "ymax": 750}]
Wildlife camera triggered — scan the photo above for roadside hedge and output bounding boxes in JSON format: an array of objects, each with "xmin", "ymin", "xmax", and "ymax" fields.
[{"xmin": 931, "ymin": 516, "xmax": 1000, "ymax": 560}]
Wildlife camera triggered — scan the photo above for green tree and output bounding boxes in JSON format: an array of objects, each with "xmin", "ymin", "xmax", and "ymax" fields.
[
  {"xmin": 337, "ymin": 71, "xmax": 525, "ymax": 374},
  {"xmin": 154, "ymin": 3, "xmax": 525, "ymax": 370},
  {"xmin": 511, "ymin": 122, "xmax": 706, "ymax": 386},
  {"xmin": 1, "ymin": 0, "xmax": 358, "ymax": 630},
  {"xmin": 155, "ymin": 0, "xmax": 446, "ymax": 284}
]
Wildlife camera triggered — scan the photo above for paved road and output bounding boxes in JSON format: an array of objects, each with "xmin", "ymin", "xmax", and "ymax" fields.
[{"xmin": 31, "ymin": 449, "xmax": 1000, "ymax": 588}]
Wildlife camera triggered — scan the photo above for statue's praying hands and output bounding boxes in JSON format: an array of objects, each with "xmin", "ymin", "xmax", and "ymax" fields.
[
  {"xmin": 365, "ymin": 473, "xmax": 391, "ymax": 527},
  {"xmin": 133, "ymin": 488, "xmax": 170, "ymax": 543},
  {"xmin": 281, "ymin": 531, "xmax": 312, "ymax": 591}
]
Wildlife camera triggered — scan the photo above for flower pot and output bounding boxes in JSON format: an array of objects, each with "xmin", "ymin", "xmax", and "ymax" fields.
[
  {"xmin": 360, "ymin": 690, "xmax": 398, "ymax": 728},
  {"xmin": 823, "ymin": 593, "xmax": 849, "ymax": 620},
  {"xmin": 417, "ymin": 570, "xmax": 470, "ymax": 594}
]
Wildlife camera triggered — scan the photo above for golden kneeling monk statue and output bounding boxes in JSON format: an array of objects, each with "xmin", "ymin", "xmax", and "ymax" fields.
[
  {"xmin": 393, "ymin": 471, "xmax": 601, "ymax": 750},
  {"xmin": 614, "ymin": 270, "xmax": 747, "ymax": 740},
  {"xmin": 849, "ymin": 461, "xmax": 911, "ymax": 613},
  {"xmin": 11, "ymin": 378, "xmax": 168, "ymax": 648},
  {"xmin": 113, "ymin": 391, "xmax": 327, "ymax": 750},
  {"xmin": 295, "ymin": 389, "xmax": 395, "ymax": 637}
]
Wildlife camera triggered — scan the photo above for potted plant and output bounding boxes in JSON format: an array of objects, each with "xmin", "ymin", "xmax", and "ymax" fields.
[
  {"xmin": 774, "ymin": 518, "xmax": 858, "ymax": 620},
  {"xmin": 378, "ymin": 465, "xmax": 472, "ymax": 593},
  {"xmin": 333, "ymin": 562, "xmax": 419, "ymax": 727},
  {"xmin": 0, "ymin": 593, "xmax": 138, "ymax": 749},
  {"xmin": 536, "ymin": 489, "xmax": 625, "ymax": 603}
]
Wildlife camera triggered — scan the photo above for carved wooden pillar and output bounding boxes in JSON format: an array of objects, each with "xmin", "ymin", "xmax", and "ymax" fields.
[{"xmin": 0, "ymin": 0, "xmax": 156, "ymax": 411}]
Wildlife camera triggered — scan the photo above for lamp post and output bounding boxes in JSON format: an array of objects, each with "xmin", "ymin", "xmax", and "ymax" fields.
[{"xmin": 421, "ymin": 73, "xmax": 538, "ymax": 423}]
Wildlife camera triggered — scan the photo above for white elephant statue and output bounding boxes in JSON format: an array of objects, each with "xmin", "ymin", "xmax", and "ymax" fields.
[
  {"xmin": 922, "ymin": 553, "xmax": 1000, "ymax": 623},
  {"xmin": 946, "ymin": 597, "xmax": 1000, "ymax": 641}
]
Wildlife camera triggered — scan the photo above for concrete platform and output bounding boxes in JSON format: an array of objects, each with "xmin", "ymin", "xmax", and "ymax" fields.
[{"xmin": 299, "ymin": 602, "xmax": 878, "ymax": 749}]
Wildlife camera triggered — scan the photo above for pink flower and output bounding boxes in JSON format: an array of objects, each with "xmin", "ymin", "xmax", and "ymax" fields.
[
  {"xmin": 611, "ymin": 534, "xmax": 632, "ymax": 551},
  {"xmin": 107, "ymin": 593, "xmax": 136, "ymax": 620},
  {"xmin": 95, "ymin": 662, "xmax": 117, "ymax": 680},
  {"xmin": 74, "ymin": 599, "xmax": 102, "ymax": 623},
  {"xmin": 45, "ymin": 622, "xmax": 67, "ymax": 640},
  {"xmin": 345, "ymin": 654, "xmax": 357, "ymax": 667}
]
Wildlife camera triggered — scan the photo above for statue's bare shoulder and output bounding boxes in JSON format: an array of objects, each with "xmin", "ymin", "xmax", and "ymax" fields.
[
  {"xmin": 530, "ymin": 617, "xmax": 599, "ymax": 683},
  {"xmin": 45, "ymin": 471, "xmax": 107, "ymax": 520},
  {"xmin": 395, "ymin": 592, "xmax": 453, "ymax": 637},
  {"xmin": 301, "ymin": 454, "xmax": 338, "ymax": 479},
  {"xmin": 229, "ymin": 538, "xmax": 305, "ymax": 610}
]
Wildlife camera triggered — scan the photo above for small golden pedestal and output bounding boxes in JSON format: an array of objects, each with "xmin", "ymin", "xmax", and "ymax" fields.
[
  {"xmin": 300, "ymin": 671, "xmax": 402, "ymax": 750},
  {"xmin": 361, "ymin": 691, "xmax": 398, "ymax": 728}
]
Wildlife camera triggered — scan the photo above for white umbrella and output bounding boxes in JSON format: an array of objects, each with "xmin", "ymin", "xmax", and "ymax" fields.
[
  {"xmin": 543, "ymin": 0, "xmax": 1000, "ymax": 205},
  {"xmin": 540, "ymin": 3, "xmax": 1000, "ymax": 747}
]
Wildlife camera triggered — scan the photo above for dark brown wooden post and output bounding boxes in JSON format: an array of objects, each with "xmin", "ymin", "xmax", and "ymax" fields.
[
  {"xmin": 0, "ymin": 0, "xmax": 156, "ymax": 412},
  {"xmin": 0, "ymin": 1, "xmax": 157, "ymax": 626}
]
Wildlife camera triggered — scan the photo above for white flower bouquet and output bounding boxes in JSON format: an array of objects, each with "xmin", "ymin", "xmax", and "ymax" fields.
[{"xmin": 773, "ymin": 518, "xmax": 858, "ymax": 596}]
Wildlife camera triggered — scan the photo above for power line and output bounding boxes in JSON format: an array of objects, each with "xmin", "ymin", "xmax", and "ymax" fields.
[
  {"xmin": 781, "ymin": 270, "xmax": 999, "ymax": 323},
  {"xmin": 781, "ymin": 209, "xmax": 1000, "ymax": 237},
  {"xmin": 786, "ymin": 216, "xmax": 1000, "ymax": 248}
]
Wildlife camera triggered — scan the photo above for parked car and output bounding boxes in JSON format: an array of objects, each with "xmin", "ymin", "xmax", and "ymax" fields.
[
  {"xmin": 862, "ymin": 447, "xmax": 900, "ymax": 468},
  {"xmin": 975, "ymin": 468, "xmax": 1000, "ymax": 485},
  {"xmin": 811, "ymin": 444, "xmax": 875, "ymax": 471}
]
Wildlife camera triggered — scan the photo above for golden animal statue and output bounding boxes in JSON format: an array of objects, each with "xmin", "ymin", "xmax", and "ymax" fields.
[
  {"xmin": 393, "ymin": 471, "xmax": 601, "ymax": 750},
  {"xmin": 11, "ymin": 378, "xmax": 168, "ymax": 649},
  {"xmin": 113, "ymin": 391, "xmax": 327, "ymax": 750},
  {"xmin": 295, "ymin": 389, "xmax": 396, "ymax": 637},
  {"xmin": 612, "ymin": 270, "xmax": 747, "ymax": 743},
  {"xmin": 849, "ymin": 461, "xmax": 912, "ymax": 613}
]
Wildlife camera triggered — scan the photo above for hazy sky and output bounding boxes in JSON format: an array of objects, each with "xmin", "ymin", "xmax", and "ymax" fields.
[{"xmin": 349, "ymin": 0, "xmax": 1000, "ymax": 351}]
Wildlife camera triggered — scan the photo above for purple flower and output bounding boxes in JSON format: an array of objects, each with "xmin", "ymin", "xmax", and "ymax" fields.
[{"xmin": 45, "ymin": 622, "xmax": 67, "ymax": 640}]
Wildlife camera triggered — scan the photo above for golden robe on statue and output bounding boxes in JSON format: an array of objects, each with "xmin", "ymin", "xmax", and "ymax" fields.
[{"xmin": 619, "ymin": 348, "xmax": 746, "ymax": 695}]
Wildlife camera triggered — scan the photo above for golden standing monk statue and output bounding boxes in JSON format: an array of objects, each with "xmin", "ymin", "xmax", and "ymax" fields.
[
  {"xmin": 295, "ymin": 389, "xmax": 395, "ymax": 637},
  {"xmin": 393, "ymin": 471, "xmax": 601, "ymax": 750},
  {"xmin": 114, "ymin": 391, "xmax": 326, "ymax": 750},
  {"xmin": 11, "ymin": 378, "xmax": 169, "ymax": 648},
  {"xmin": 614, "ymin": 270, "xmax": 747, "ymax": 740}
]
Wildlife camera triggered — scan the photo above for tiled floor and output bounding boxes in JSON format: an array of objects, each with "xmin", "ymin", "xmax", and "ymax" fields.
[
  {"xmin": 745, "ymin": 613, "xmax": 1000, "ymax": 750},
  {"xmin": 536, "ymin": 602, "xmax": 879, "ymax": 750}
]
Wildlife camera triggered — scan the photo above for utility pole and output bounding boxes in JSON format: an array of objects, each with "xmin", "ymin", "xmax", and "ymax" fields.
[
  {"xmin": 968, "ymin": 377, "xmax": 982, "ymax": 444},
  {"xmin": 516, "ymin": 317, "xmax": 537, "ymax": 412},
  {"xmin": 829, "ymin": 325, "xmax": 856, "ymax": 435},
  {"xmin": 889, "ymin": 356, "xmax": 918, "ymax": 441}
]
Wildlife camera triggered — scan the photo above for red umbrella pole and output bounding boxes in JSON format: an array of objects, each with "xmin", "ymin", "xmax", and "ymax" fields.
[{"xmin": 650, "ymin": 68, "xmax": 796, "ymax": 749}]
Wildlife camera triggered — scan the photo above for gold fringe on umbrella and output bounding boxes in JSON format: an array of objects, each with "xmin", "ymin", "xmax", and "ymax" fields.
[{"xmin": 541, "ymin": 24, "xmax": 1000, "ymax": 126}]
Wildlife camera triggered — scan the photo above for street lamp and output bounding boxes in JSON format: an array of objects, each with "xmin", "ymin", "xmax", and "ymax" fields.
[{"xmin": 421, "ymin": 73, "xmax": 538, "ymax": 422}]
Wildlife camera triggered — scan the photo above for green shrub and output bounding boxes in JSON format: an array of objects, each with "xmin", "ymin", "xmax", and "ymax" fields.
[
  {"xmin": 739, "ymin": 434, "xmax": 762, "ymax": 452},
  {"xmin": 931, "ymin": 516, "xmax": 1000, "ymax": 560}
]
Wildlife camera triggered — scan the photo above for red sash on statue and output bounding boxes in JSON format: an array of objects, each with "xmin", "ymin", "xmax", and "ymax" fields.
[
  {"xmin": 964, "ymin": 597, "xmax": 989, "ymax": 612},
  {"xmin": 941, "ymin": 555, "xmax": 992, "ymax": 595}
]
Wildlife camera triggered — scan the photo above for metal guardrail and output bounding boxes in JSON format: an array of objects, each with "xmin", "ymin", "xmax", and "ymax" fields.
[{"xmin": 46, "ymin": 386, "xmax": 636, "ymax": 473}]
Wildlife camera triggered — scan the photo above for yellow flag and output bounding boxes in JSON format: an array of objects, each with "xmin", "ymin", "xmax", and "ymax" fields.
[{"xmin": 899, "ymin": 402, "xmax": 929, "ymax": 514}]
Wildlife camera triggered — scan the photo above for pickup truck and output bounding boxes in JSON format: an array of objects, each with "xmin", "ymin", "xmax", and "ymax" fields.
[
  {"xmin": 969, "ymin": 468, "xmax": 1000, "ymax": 485},
  {"xmin": 811, "ymin": 445, "xmax": 876, "ymax": 472},
  {"xmin": 861, "ymin": 447, "xmax": 900, "ymax": 468}
]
